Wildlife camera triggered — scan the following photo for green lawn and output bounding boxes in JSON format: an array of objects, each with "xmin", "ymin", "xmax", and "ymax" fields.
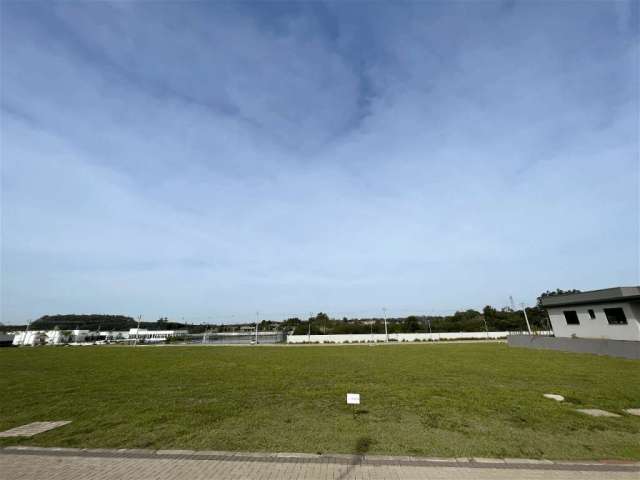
[{"xmin": 1, "ymin": 343, "xmax": 639, "ymax": 460}]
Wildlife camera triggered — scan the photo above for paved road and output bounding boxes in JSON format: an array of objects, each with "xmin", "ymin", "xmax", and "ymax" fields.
[{"xmin": 1, "ymin": 447, "xmax": 638, "ymax": 480}]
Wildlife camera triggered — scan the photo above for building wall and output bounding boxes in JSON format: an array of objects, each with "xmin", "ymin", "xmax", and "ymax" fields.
[
  {"xmin": 212, "ymin": 331, "xmax": 281, "ymax": 337},
  {"xmin": 508, "ymin": 334, "xmax": 640, "ymax": 360},
  {"xmin": 12, "ymin": 331, "xmax": 46, "ymax": 346},
  {"xmin": 548, "ymin": 301, "xmax": 640, "ymax": 341},
  {"xmin": 286, "ymin": 331, "xmax": 517, "ymax": 344},
  {"xmin": 99, "ymin": 331, "xmax": 130, "ymax": 340},
  {"xmin": 12, "ymin": 329, "xmax": 110, "ymax": 345},
  {"xmin": 128, "ymin": 329, "xmax": 188, "ymax": 342},
  {"xmin": 47, "ymin": 330, "xmax": 67, "ymax": 344}
]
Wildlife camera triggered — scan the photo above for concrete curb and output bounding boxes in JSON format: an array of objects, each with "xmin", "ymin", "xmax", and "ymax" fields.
[{"xmin": 2, "ymin": 446, "xmax": 639, "ymax": 472}]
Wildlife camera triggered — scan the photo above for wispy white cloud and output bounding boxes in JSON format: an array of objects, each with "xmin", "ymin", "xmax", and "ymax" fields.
[{"xmin": 1, "ymin": 1, "xmax": 638, "ymax": 322}]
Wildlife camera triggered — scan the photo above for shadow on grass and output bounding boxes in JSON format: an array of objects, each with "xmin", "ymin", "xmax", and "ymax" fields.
[{"xmin": 335, "ymin": 436, "xmax": 374, "ymax": 480}]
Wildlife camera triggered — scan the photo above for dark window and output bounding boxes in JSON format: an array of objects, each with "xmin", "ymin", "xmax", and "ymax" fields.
[
  {"xmin": 604, "ymin": 308, "xmax": 627, "ymax": 325},
  {"xmin": 588, "ymin": 309, "xmax": 596, "ymax": 319},
  {"xmin": 563, "ymin": 311, "xmax": 580, "ymax": 325}
]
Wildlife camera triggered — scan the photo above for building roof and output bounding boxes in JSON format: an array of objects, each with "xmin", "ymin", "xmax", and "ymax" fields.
[{"xmin": 541, "ymin": 286, "xmax": 640, "ymax": 308}]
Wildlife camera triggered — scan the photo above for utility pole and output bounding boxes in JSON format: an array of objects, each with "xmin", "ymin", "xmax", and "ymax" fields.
[
  {"xmin": 255, "ymin": 311, "xmax": 259, "ymax": 345},
  {"xmin": 481, "ymin": 315, "xmax": 489, "ymax": 339},
  {"xmin": 22, "ymin": 319, "xmax": 32, "ymax": 346},
  {"xmin": 423, "ymin": 315, "xmax": 433, "ymax": 340},
  {"xmin": 521, "ymin": 303, "xmax": 532, "ymax": 334},
  {"xmin": 382, "ymin": 307, "xmax": 388, "ymax": 342},
  {"xmin": 134, "ymin": 315, "xmax": 142, "ymax": 346}
]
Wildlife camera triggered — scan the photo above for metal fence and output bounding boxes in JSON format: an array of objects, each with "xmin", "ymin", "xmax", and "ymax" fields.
[{"xmin": 189, "ymin": 331, "xmax": 286, "ymax": 345}]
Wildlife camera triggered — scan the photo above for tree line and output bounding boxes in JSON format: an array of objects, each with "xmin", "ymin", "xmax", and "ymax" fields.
[
  {"xmin": 285, "ymin": 307, "xmax": 548, "ymax": 336},
  {"xmin": 283, "ymin": 289, "xmax": 578, "ymax": 335},
  {"xmin": 0, "ymin": 289, "xmax": 578, "ymax": 334}
]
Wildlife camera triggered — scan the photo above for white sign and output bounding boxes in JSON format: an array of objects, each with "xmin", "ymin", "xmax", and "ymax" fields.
[{"xmin": 346, "ymin": 393, "xmax": 360, "ymax": 405}]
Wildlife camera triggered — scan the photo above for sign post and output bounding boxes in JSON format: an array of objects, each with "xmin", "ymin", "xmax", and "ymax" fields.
[{"xmin": 347, "ymin": 393, "xmax": 360, "ymax": 418}]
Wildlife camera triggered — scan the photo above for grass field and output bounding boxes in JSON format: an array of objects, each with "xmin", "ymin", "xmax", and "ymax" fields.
[{"xmin": 1, "ymin": 343, "xmax": 639, "ymax": 460}]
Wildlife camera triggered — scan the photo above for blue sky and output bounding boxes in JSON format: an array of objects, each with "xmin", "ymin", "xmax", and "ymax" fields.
[{"xmin": 1, "ymin": 1, "xmax": 638, "ymax": 324}]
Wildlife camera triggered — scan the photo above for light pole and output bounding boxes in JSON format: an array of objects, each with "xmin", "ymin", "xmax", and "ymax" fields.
[
  {"xmin": 521, "ymin": 303, "xmax": 532, "ymax": 334},
  {"xmin": 481, "ymin": 315, "xmax": 489, "ymax": 339},
  {"xmin": 382, "ymin": 307, "xmax": 388, "ymax": 342},
  {"xmin": 22, "ymin": 319, "xmax": 32, "ymax": 346},
  {"xmin": 134, "ymin": 315, "xmax": 142, "ymax": 346},
  {"xmin": 255, "ymin": 311, "xmax": 259, "ymax": 345}
]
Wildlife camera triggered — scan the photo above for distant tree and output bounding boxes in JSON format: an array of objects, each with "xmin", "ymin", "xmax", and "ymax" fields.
[
  {"xmin": 403, "ymin": 316, "xmax": 421, "ymax": 333},
  {"xmin": 482, "ymin": 305, "xmax": 497, "ymax": 320},
  {"xmin": 259, "ymin": 319, "xmax": 270, "ymax": 330},
  {"xmin": 315, "ymin": 313, "xmax": 330, "ymax": 333},
  {"xmin": 293, "ymin": 321, "xmax": 322, "ymax": 335},
  {"xmin": 32, "ymin": 315, "xmax": 136, "ymax": 331}
]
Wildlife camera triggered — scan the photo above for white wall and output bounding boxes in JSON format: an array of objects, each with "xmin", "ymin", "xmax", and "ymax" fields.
[
  {"xmin": 99, "ymin": 331, "xmax": 130, "ymax": 340},
  {"xmin": 548, "ymin": 301, "xmax": 640, "ymax": 341},
  {"xmin": 286, "ymin": 331, "xmax": 512, "ymax": 344},
  {"xmin": 47, "ymin": 330, "xmax": 67, "ymax": 344},
  {"xmin": 129, "ymin": 329, "xmax": 188, "ymax": 341},
  {"xmin": 12, "ymin": 329, "xmax": 101, "ymax": 345},
  {"xmin": 213, "ymin": 331, "xmax": 280, "ymax": 337},
  {"xmin": 12, "ymin": 331, "xmax": 46, "ymax": 346}
]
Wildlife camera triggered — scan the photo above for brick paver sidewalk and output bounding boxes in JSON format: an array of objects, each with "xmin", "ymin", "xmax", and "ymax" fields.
[{"xmin": 1, "ymin": 447, "xmax": 638, "ymax": 479}]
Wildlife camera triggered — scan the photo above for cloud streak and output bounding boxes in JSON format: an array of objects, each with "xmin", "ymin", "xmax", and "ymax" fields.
[{"xmin": 1, "ymin": 1, "xmax": 638, "ymax": 323}]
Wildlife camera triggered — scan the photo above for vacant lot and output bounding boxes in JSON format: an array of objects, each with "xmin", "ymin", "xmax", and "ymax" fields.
[{"xmin": 1, "ymin": 343, "xmax": 638, "ymax": 460}]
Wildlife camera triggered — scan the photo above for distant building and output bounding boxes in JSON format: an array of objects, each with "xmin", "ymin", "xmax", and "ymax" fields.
[
  {"xmin": 12, "ymin": 331, "xmax": 48, "ymax": 346},
  {"xmin": 128, "ymin": 328, "xmax": 188, "ymax": 343},
  {"xmin": 541, "ymin": 286, "xmax": 640, "ymax": 341},
  {"xmin": 99, "ymin": 331, "xmax": 130, "ymax": 341},
  {"xmin": 0, "ymin": 333, "xmax": 15, "ymax": 347},
  {"xmin": 11, "ymin": 328, "xmax": 185, "ymax": 346},
  {"xmin": 12, "ymin": 329, "xmax": 127, "ymax": 346}
]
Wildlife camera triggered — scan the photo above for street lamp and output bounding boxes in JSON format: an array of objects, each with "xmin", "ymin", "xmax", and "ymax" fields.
[
  {"xmin": 134, "ymin": 315, "xmax": 142, "ymax": 347},
  {"xmin": 521, "ymin": 303, "xmax": 532, "ymax": 334},
  {"xmin": 382, "ymin": 307, "xmax": 388, "ymax": 342},
  {"xmin": 481, "ymin": 315, "xmax": 489, "ymax": 339},
  {"xmin": 255, "ymin": 311, "xmax": 259, "ymax": 345},
  {"xmin": 22, "ymin": 319, "xmax": 32, "ymax": 346}
]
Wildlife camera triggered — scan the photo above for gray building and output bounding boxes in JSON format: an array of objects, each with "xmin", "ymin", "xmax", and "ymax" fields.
[{"xmin": 541, "ymin": 287, "xmax": 640, "ymax": 341}]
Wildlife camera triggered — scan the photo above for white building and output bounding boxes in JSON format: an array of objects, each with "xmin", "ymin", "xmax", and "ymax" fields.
[
  {"xmin": 99, "ymin": 331, "xmax": 130, "ymax": 341},
  {"xmin": 12, "ymin": 329, "xmax": 104, "ymax": 345},
  {"xmin": 541, "ymin": 286, "xmax": 640, "ymax": 341},
  {"xmin": 128, "ymin": 328, "xmax": 188, "ymax": 343},
  {"xmin": 12, "ymin": 330, "xmax": 48, "ymax": 346}
]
